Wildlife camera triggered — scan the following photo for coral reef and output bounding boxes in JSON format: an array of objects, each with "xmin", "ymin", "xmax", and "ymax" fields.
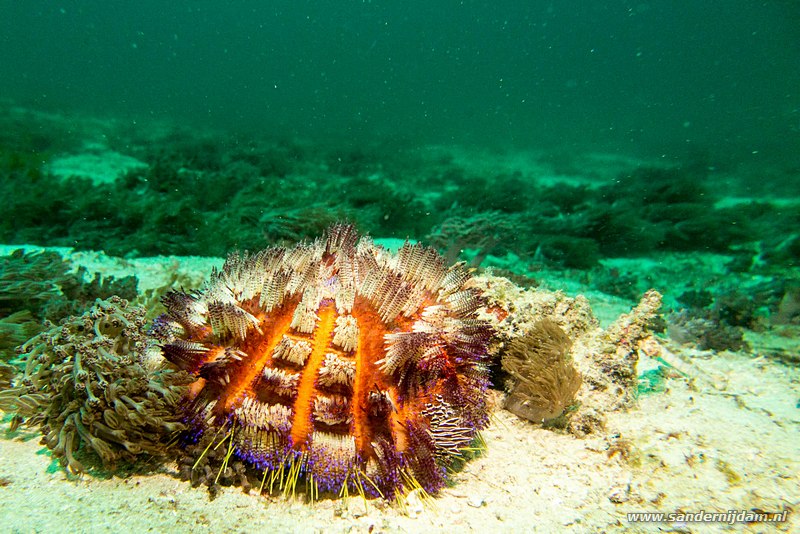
[
  {"xmin": 474, "ymin": 274, "xmax": 598, "ymax": 342},
  {"xmin": 471, "ymin": 274, "xmax": 628, "ymax": 436},
  {"xmin": 0, "ymin": 297, "xmax": 190, "ymax": 473},
  {"xmin": 475, "ymin": 279, "xmax": 667, "ymax": 437},
  {"xmin": 501, "ymin": 319, "xmax": 581, "ymax": 424},
  {"xmin": 4, "ymin": 111, "xmax": 798, "ymax": 281},
  {"xmin": 153, "ymin": 223, "xmax": 493, "ymax": 499}
]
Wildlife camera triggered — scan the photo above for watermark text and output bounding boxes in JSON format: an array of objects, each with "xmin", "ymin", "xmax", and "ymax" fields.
[{"xmin": 627, "ymin": 510, "xmax": 788, "ymax": 525}]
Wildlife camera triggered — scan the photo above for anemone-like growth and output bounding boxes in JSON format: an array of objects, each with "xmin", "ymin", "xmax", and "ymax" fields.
[
  {"xmin": 0, "ymin": 249, "xmax": 137, "ymax": 361},
  {"xmin": 0, "ymin": 297, "xmax": 190, "ymax": 474},
  {"xmin": 501, "ymin": 319, "xmax": 582, "ymax": 424}
]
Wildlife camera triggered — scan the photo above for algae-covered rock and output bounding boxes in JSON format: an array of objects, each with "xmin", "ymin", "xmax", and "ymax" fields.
[{"xmin": 565, "ymin": 289, "xmax": 664, "ymax": 437}]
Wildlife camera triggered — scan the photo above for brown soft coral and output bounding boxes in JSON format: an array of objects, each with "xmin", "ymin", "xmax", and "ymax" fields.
[
  {"xmin": 501, "ymin": 319, "xmax": 582, "ymax": 424},
  {"xmin": 0, "ymin": 296, "xmax": 190, "ymax": 474}
]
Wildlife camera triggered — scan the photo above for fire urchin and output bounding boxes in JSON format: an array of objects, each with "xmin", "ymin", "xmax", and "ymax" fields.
[{"xmin": 152, "ymin": 223, "xmax": 493, "ymax": 499}]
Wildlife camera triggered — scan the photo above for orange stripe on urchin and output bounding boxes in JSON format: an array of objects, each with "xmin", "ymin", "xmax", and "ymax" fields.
[
  {"xmin": 152, "ymin": 223, "xmax": 494, "ymax": 499},
  {"xmin": 290, "ymin": 302, "xmax": 336, "ymax": 447}
]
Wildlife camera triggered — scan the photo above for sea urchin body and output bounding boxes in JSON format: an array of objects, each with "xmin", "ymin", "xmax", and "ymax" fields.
[{"xmin": 153, "ymin": 224, "xmax": 493, "ymax": 498}]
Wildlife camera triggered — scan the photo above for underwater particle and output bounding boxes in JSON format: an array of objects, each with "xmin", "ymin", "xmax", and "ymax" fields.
[
  {"xmin": 501, "ymin": 319, "xmax": 581, "ymax": 423},
  {"xmin": 154, "ymin": 223, "xmax": 493, "ymax": 499}
]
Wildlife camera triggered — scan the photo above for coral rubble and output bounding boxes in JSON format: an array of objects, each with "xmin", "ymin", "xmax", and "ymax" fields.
[
  {"xmin": 595, "ymin": 289, "xmax": 663, "ymax": 400},
  {"xmin": 566, "ymin": 290, "xmax": 664, "ymax": 436}
]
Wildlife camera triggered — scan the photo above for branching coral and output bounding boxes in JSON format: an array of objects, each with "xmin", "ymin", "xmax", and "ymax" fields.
[
  {"xmin": 426, "ymin": 212, "xmax": 519, "ymax": 266},
  {"xmin": 667, "ymin": 309, "xmax": 749, "ymax": 352},
  {"xmin": 0, "ymin": 297, "xmax": 190, "ymax": 474},
  {"xmin": 501, "ymin": 319, "xmax": 582, "ymax": 423}
]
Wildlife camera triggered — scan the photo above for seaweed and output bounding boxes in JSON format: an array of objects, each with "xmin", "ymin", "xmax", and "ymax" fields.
[
  {"xmin": 537, "ymin": 183, "xmax": 591, "ymax": 215},
  {"xmin": 668, "ymin": 287, "xmax": 758, "ymax": 352},
  {"xmin": 0, "ymin": 362, "xmax": 13, "ymax": 390},
  {"xmin": 533, "ymin": 235, "xmax": 601, "ymax": 269},
  {"xmin": 501, "ymin": 319, "xmax": 581, "ymax": 424},
  {"xmin": 0, "ymin": 311, "xmax": 40, "ymax": 362},
  {"xmin": 591, "ymin": 266, "xmax": 642, "ymax": 300},
  {"xmin": 2, "ymin": 110, "xmax": 798, "ymax": 284},
  {"xmin": 337, "ymin": 174, "xmax": 433, "ymax": 238},
  {"xmin": 713, "ymin": 291, "xmax": 759, "ymax": 329},
  {"xmin": 677, "ymin": 289, "xmax": 714, "ymax": 310},
  {"xmin": 775, "ymin": 284, "xmax": 800, "ymax": 324},
  {"xmin": 452, "ymin": 172, "xmax": 531, "ymax": 213},
  {"xmin": 583, "ymin": 165, "xmax": 754, "ymax": 255},
  {"xmin": 0, "ymin": 250, "xmax": 66, "ymax": 316}
]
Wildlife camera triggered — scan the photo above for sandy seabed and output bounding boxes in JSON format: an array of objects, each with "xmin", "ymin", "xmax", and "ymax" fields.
[{"xmin": 0, "ymin": 250, "xmax": 798, "ymax": 534}]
